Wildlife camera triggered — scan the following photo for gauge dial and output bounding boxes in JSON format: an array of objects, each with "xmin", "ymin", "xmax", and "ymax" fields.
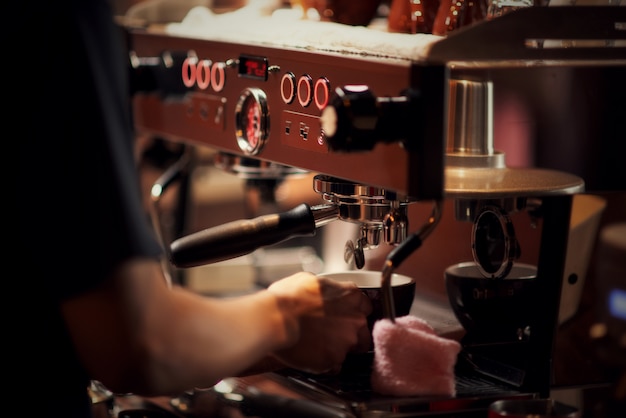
[
  {"xmin": 235, "ymin": 87, "xmax": 269, "ymax": 155},
  {"xmin": 471, "ymin": 205, "xmax": 519, "ymax": 279}
]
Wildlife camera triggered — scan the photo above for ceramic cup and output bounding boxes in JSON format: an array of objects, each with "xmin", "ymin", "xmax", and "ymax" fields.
[{"xmin": 318, "ymin": 270, "xmax": 416, "ymax": 333}]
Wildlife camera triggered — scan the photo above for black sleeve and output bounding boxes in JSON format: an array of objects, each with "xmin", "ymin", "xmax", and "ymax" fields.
[{"xmin": 19, "ymin": 0, "xmax": 163, "ymax": 301}]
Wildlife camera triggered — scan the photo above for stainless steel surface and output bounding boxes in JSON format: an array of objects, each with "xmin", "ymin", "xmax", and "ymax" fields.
[
  {"xmin": 312, "ymin": 174, "xmax": 429, "ymax": 269},
  {"xmin": 427, "ymin": 6, "xmax": 626, "ymax": 63},
  {"xmin": 313, "ymin": 175, "xmax": 413, "ymax": 246},
  {"xmin": 443, "ymin": 76, "xmax": 584, "ymax": 200},
  {"xmin": 447, "ymin": 79, "xmax": 494, "ymax": 159},
  {"xmin": 444, "ymin": 166, "xmax": 585, "ymax": 198}
]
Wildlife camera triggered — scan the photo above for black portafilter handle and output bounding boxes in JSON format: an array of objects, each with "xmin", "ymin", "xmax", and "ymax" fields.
[
  {"xmin": 320, "ymin": 85, "xmax": 421, "ymax": 152},
  {"xmin": 169, "ymin": 203, "xmax": 337, "ymax": 268}
]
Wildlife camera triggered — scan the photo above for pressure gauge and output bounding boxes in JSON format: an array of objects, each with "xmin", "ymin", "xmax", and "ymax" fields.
[
  {"xmin": 471, "ymin": 205, "xmax": 520, "ymax": 280},
  {"xmin": 235, "ymin": 87, "xmax": 269, "ymax": 155}
]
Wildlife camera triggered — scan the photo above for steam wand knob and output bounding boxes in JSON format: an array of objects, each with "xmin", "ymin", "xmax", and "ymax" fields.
[{"xmin": 320, "ymin": 85, "xmax": 420, "ymax": 152}]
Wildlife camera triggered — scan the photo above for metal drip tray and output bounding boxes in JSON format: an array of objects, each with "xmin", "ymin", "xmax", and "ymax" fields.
[
  {"xmin": 256, "ymin": 290, "xmax": 538, "ymax": 417},
  {"xmin": 271, "ymin": 354, "xmax": 533, "ymax": 417}
]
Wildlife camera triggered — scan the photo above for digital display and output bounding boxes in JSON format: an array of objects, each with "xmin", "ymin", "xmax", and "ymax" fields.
[{"xmin": 238, "ymin": 55, "xmax": 268, "ymax": 81}]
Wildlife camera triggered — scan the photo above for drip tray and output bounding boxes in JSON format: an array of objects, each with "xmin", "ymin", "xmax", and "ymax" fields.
[
  {"xmin": 272, "ymin": 354, "xmax": 534, "ymax": 417},
  {"xmin": 266, "ymin": 298, "xmax": 534, "ymax": 417}
]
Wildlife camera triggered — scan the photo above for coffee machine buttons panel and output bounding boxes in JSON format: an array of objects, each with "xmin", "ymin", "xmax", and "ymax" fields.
[
  {"xmin": 189, "ymin": 93, "xmax": 226, "ymax": 131},
  {"xmin": 281, "ymin": 72, "xmax": 331, "ymax": 111},
  {"xmin": 281, "ymin": 111, "xmax": 328, "ymax": 153},
  {"xmin": 235, "ymin": 87, "xmax": 269, "ymax": 155},
  {"xmin": 181, "ymin": 55, "xmax": 227, "ymax": 92}
]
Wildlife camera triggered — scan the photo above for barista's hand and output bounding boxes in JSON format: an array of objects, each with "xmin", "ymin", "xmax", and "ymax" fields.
[{"xmin": 267, "ymin": 272, "xmax": 372, "ymax": 374}]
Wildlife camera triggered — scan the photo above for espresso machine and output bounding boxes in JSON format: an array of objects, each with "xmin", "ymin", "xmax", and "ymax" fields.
[{"xmin": 125, "ymin": 5, "xmax": 626, "ymax": 417}]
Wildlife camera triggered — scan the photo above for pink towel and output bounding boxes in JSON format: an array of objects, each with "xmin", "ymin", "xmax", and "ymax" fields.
[{"xmin": 371, "ymin": 316, "xmax": 461, "ymax": 397}]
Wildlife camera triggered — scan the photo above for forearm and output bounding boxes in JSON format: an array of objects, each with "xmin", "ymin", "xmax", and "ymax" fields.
[
  {"xmin": 141, "ymin": 286, "xmax": 292, "ymax": 393},
  {"xmin": 62, "ymin": 259, "xmax": 294, "ymax": 396}
]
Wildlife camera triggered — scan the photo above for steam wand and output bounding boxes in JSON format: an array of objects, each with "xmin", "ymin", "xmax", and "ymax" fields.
[
  {"xmin": 381, "ymin": 200, "xmax": 443, "ymax": 322},
  {"xmin": 149, "ymin": 147, "xmax": 194, "ymax": 287}
]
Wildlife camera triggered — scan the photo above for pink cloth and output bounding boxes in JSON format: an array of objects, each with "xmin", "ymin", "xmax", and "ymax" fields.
[{"xmin": 371, "ymin": 316, "xmax": 461, "ymax": 397}]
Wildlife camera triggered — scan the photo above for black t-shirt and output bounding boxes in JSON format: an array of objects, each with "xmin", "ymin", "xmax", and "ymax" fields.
[{"xmin": 16, "ymin": 1, "xmax": 163, "ymax": 416}]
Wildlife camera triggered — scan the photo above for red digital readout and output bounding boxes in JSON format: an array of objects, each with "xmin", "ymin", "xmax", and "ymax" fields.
[
  {"xmin": 244, "ymin": 60, "xmax": 266, "ymax": 78},
  {"xmin": 239, "ymin": 55, "xmax": 268, "ymax": 81}
]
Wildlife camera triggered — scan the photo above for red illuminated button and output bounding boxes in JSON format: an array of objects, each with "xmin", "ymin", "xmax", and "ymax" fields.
[
  {"xmin": 181, "ymin": 56, "xmax": 198, "ymax": 88},
  {"xmin": 281, "ymin": 72, "xmax": 296, "ymax": 104},
  {"xmin": 314, "ymin": 77, "xmax": 330, "ymax": 110},
  {"xmin": 211, "ymin": 62, "xmax": 226, "ymax": 92},
  {"xmin": 297, "ymin": 74, "xmax": 313, "ymax": 107},
  {"xmin": 196, "ymin": 59, "xmax": 212, "ymax": 90}
]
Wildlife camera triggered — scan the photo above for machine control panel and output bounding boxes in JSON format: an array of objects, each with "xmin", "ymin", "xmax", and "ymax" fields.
[
  {"xmin": 128, "ymin": 32, "xmax": 443, "ymax": 198},
  {"xmin": 181, "ymin": 52, "xmax": 227, "ymax": 92}
]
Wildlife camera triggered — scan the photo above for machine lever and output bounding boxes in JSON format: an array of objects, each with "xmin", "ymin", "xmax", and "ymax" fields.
[{"xmin": 170, "ymin": 203, "xmax": 337, "ymax": 268}]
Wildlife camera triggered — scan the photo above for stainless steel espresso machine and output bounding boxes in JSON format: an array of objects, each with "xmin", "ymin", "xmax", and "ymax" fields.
[{"xmin": 125, "ymin": 6, "xmax": 626, "ymax": 417}]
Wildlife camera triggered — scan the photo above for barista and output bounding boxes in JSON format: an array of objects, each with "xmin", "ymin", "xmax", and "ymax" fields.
[{"xmin": 15, "ymin": 1, "xmax": 372, "ymax": 417}]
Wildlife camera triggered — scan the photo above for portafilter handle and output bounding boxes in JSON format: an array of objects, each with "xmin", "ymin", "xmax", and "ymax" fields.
[{"xmin": 169, "ymin": 203, "xmax": 338, "ymax": 268}]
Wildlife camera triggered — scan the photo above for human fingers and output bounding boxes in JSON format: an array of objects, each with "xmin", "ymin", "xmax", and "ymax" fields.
[
  {"xmin": 272, "ymin": 320, "xmax": 345, "ymax": 374},
  {"xmin": 267, "ymin": 272, "xmax": 323, "ymax": 306},
  {"xmin": 355, "ymin": 318, "xmax": 373, "ymax": 353},
  {"xmin": 358, "ymin": 287, "xmax": 373, "ymax": 316},
  {"xmin": 318, "ymin": 278, "xmax": 372, "ymax": 316}
]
